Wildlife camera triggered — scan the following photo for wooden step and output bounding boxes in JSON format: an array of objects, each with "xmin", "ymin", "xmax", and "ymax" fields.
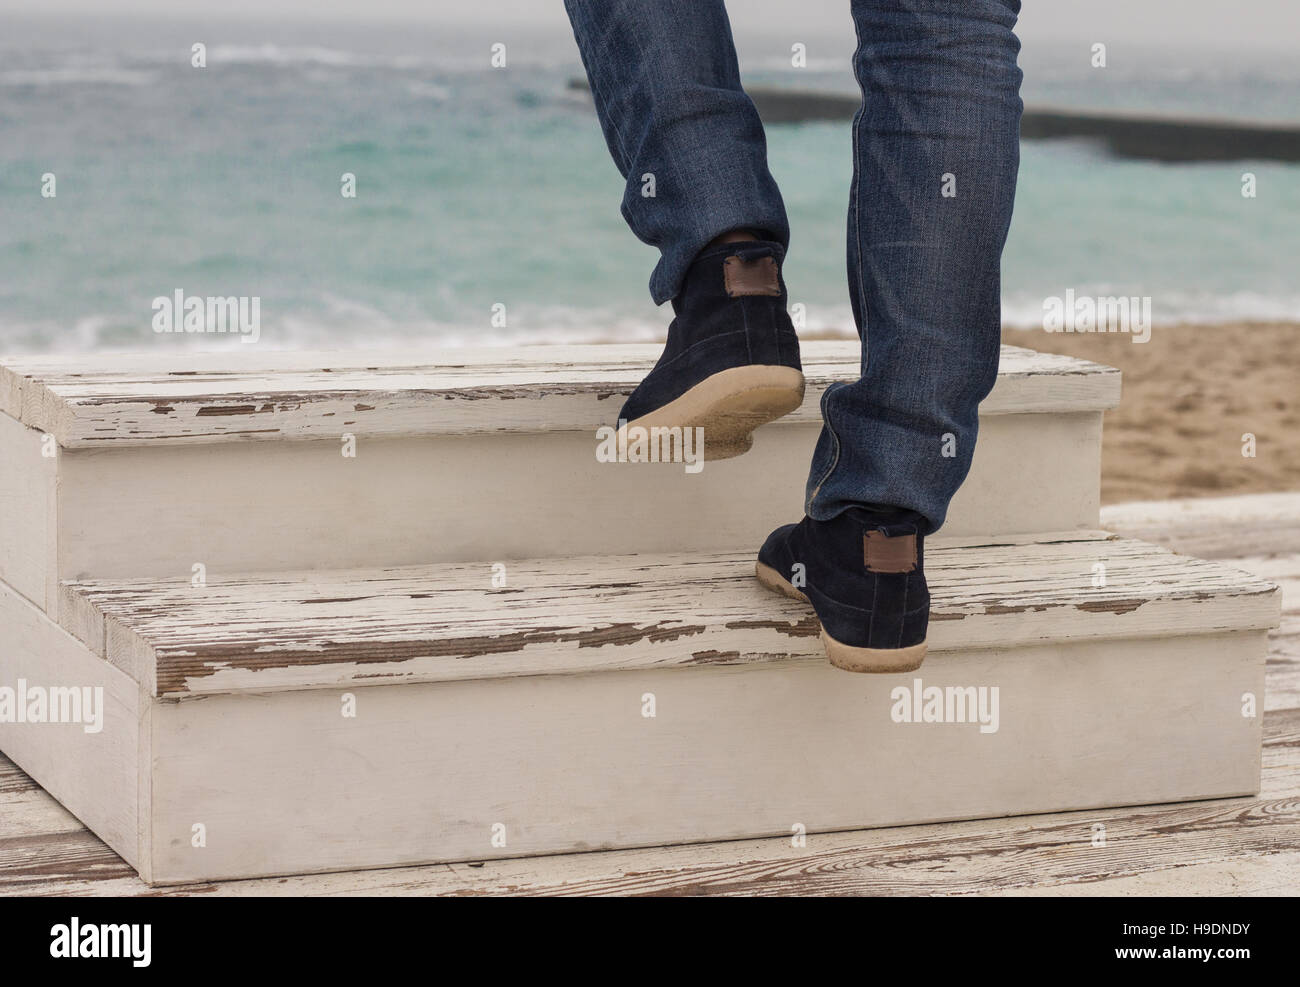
[
  {"xmin": 57, "ymin": 531, "xmax": 1276, "ymax": 699},
  {"xmin": 0, "ymin": 343, "xmax": 1118, "ymax": 446},
  {"xmin": 1, "ymin": 532, "xmax": 1276, "ymax": 884},
  {"xmin": 0, "ymin": 343, "xmax": 1119, "ymax": 610}
]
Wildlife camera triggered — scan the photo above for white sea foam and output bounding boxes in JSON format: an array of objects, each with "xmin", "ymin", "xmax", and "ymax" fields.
[
  {"xmin": 1000, "ymin": 291, "xmax": 1300, "ymax": 330},
  {"xmin": 204, "ymin": 44, "xmax": 424, "ymax": 69},
  {"xmin": 8, "ymin": 292, "xmax": 1299, "ymax": 357},
  {"xmin": 0, "ymin": 67, "xmax": 155, "ymax": 87}
]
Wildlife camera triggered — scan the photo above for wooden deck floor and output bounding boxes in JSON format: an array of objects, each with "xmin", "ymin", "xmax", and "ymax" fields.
[{"xmin": 3, "ymin": 493, "xmax": 1298, "ymax": 897}]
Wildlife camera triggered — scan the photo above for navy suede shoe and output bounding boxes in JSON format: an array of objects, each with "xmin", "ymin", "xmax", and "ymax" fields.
[
  {"xmin": 756, "ymin": 507, "xmax": 929, "ymax": 673},
  {"xmin": 617, "ymin": 238, "xmax": 804, "ymax": 460}
]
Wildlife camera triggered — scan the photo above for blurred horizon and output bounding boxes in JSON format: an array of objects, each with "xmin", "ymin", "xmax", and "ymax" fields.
[
  {"xmin": 2, "ymin": 1, "xmax": 1298, "ymax": 52},
  {"xmin": 3, "ymin": 8, "xmax": 1299, "ymax": 352}
]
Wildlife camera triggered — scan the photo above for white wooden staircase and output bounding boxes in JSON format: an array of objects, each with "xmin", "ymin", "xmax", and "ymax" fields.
[{"xmin": 0, "ymin": 342, "xmax": 1280, "ymax": 884}]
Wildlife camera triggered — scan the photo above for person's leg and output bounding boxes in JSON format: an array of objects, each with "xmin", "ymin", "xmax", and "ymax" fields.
[
  {"xmin": 564, "ymin": 0, "xmax": 804, "ymax": 457},
  {"xmin": 808, "ymin": 0, "xmax": 1024, "ymax": 532},
  {"xmin": 563, "ymin": 0, "xmax": 788, "ymax": 304},
  {"xmin": 757, "ymin": 0, "xmax": 1023, "ymax": 672}
]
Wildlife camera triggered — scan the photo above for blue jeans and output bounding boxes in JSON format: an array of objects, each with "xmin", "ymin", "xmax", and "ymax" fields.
[{"xmin": 565, "ymin": 0, "xmax": 1023, "ymax": 534}]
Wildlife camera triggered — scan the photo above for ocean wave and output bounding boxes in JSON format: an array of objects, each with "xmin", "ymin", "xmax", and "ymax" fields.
[
  {"xmin": 999, "ymin": 291, "xmax": 1300, "ymax": 329},
  {"xmin": 0, "ymin": 67, "xmax": 155, "ymax": 87},
  {"xmin": 0, "ymin": 314, "xmax": 661, "ymax": 355},
  {"xmin": 202, "ymin": 44, "xmax": 424, "ymax": 69},
  {"xmin": 406, "ymin": 81, "xmax": 451, "ymax": 101},
  {"xmin": 7, "ymin": 292, "xmax": 1299, "ymax": 355}
]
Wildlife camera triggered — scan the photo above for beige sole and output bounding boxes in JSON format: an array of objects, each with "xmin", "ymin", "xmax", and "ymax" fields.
[
  {"xmin": 619, "ymin": 364, "xmax": 805, "ymax": 461},
  {"xmin": 755, "ymin": 561, "xmax": 928, "ymax": 674}
]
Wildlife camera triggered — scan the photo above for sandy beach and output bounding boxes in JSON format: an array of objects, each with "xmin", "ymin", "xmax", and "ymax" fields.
[{"xmin": 1004, "ymin": 322, "xmax": 1300, "ymax": 504}]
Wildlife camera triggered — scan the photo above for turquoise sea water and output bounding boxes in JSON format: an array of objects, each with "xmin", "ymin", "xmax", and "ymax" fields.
[{"xmin": 2, "ymin": 15, "xmax": 1299, "ymax": 352}]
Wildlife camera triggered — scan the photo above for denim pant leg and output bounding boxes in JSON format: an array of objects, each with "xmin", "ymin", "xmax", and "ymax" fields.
[
  {"xmin": 563, "ymin": 0, "xmax": 790, "ymax": 304},
  {"xmin": 806, "ymin": 0, "xmax": 1024, "ymax": 533}
]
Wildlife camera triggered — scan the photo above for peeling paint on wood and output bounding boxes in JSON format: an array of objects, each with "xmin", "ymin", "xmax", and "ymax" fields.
[
  {"xmin": 58, "ymin": 530, "xmax": 1279, "ymax": 700},
  {"xmin": 4, "ymin": 493, "xmax": 1294, "ymax": 895},
  {"xmin": 0, "ymin": 343, "xmax": 1121, "ymax": 448}
]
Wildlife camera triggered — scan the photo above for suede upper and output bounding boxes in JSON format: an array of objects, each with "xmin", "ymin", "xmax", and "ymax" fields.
[
  {"xmin": 759, "ymin": 507, "xmax": 929, "ymax": 651},
  {"xmin": 618, "ymin": 239, "xmax": 802, "ymax": 425}
]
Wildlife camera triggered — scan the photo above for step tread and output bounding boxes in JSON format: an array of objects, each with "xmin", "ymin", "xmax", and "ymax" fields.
[
  {"xmin": 59, "ymin": 531, "xmax": 1277, "ymax": 699},
  {"xmin": 2, "ymin": 342, "xmax": 1120, "ymax": 447}
]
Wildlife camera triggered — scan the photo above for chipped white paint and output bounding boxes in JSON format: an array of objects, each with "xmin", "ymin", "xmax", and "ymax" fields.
[
  {"xmin": 0, "ymin": 345, "xmax": 1115, "ymax": 604},
  {"xmin": 0, "ymin": 497, "xmax": 1281, "ymax": 887},
  {"xmin": 136, "ymin": 629, "xmax": 1265, "ymax": 884},
  {"xmin": 4, "ymin": 336, "xmax": 1287, "ymax": 889},
  {"xmin": 0, "ymin": 582, "xmax": 143, "ymax": 875},
  {"xmin": 1104, "ymin": 492, "xmax": 1300, "ymax": 560},
  {"xmin": 59, "ymin": 531, "xmax": 1279, "ymax": 700},
  {"xmin": 40, "ymin": 411, "xmax": 1104, "ymax": 589},
  {"xmin": 0, "ymin": 343, "xmax": 1121, "ymax": 448},
  {"xmin": 0, "ymin": 413, "xmax": 57, "ymax": 611},
  {"xmin": 2, "ymin": 492, "xmax": 1294, "ymax": 893}
]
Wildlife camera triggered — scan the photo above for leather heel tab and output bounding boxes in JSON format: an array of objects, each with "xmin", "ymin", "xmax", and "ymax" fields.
[
  {"xmin": 723, "ymin": 254, "xmax": 781, "ymax": 297},
  {"xmin": 863, "ymin": 530, "xmax": 918, "ymax": 574}
]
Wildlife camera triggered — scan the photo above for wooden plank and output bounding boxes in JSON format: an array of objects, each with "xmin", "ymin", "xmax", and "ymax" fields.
[
  {"xmin": 993, "ymin": 852, "xmax": 1300, "ymax": 896},
  {"xmin": 0, "ymin": 830, "xmax": 139, "ymax": 894},
  {"xmin": 1232, "ymin": 557, "xmax": 1300, "ymax": 614},
  {"xmin": 59, "ymin": 531, "xmax": 1279, "ymax": 699},
  {"xmin": 4, "ymin": 639, "xmax": 1290, "ymax": 897},
  {"xmin": 5, "ymin": 703, "xmax": 1293, "ymax": 896},
  {"xmin": 0, "ymin": 343, "xmax": 1121, "ymax": 448},
  {"xmin": 46, "ymin": 411, "xmax": 1106, "ymax": 592},
  {"xmin": 1103, "ymin": 496, "xmax": 1300, "ymax": 713},
  {"xmin": 0, "ymin": 753, "xmax": 37, "ymax": 795},
  {"xmin": 0, "ymin": 413, "xmax": 57, "ymax": 612},
  {"xmin": 0, "ymin": 789, "xmax": 86, "ymax": 839},
  {"xmin": 1266, "ymin": 614, "xmax": 1300, "ymax": 712},
  {"xmin": 0, "ymin": 581, "xmax": 145, "ymax": 875},
  {"xmin": 1103, "ymin": 493, "xmax": 1300, "ymax": 559},
  {"xmin": 138, "ymin": 629, "xmax": 1265, "ymax": 883}
]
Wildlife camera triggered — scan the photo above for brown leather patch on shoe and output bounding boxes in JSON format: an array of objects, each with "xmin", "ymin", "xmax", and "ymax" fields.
[
  {"xmin": 863, "ymin": 531, "xmax": 917, "ymax": 573},
  {"xmin": 723, "ymin": 255, "xmax": 781, "ymax": 297}
]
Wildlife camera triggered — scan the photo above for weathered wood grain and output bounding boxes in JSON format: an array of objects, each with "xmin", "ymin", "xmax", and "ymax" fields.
[
  {"xmin": 1, "ymin": 342, "xmax": 1117, "ymax": 599},
  {"xmin": 996, "ymin": 851, "xmax": 1300, "ymax": 896},
  {"xmin": 0, "ymin": 412, "xmax": 57, "ymax": 611},
  {"xmin": 1265, "ymin": 615, "xmax": 1300, "ymax": 712},
  {"xmin": 3, "ymin": 491, "xmax": 1291, "ymax": 897},
  {"xmin": 1103, "ymin": 493, "xmax": 1300, "ymax": 559},
  {"xmin": 45, "ymin": 411, "xmax": 1104, "ymax": 589},
  {"xmin": 138, "ymin": 628, "xmax": 1265, "ymax": 883},
  {"xmin": 1105, "ymin": 495, "xmax": 1300, "ymax": 714},
  {"xmin": 0, "ymin": 829, "xmax": 139, "ymax": 894},
  {"xmin": 0, "ymin": 583, "xmax": 144, "ymax": 875},
  {"xmin": 0, "ymin": 343, "xmax": 1120, "ymax": 448},
  {"xmin": 0, "ymin": 755, "xmax": 37, "ymax": 796},
  {"xmin": 0, "ymin": 789, "xmax": 86, "ymax": 839},
  {"xmin": 59, "ymin": 531, "xmax": 1280, "ymax": 699},
  {"xmin": 4, "ymin": 707, "xmax": 1293, "ymax": 897},
  {"xmin": 6, "ymin": 581, "xmax": 1262, "ymax": 885}
]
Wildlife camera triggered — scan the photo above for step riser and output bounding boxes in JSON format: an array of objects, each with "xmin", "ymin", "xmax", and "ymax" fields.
[
  {"xmin": 0, "ymin": 582, "xmax": 1260, "ymax": 884},
  {"xmin": 0, "ymin": 583, "xmax": 141, "ymax": 872},
  {"xmin": 148, "ymin": 636, "xmax": 1267, "ymax": 883},
  {"xmin": 2, "ymin": 409, "xmax": 1102, "ymax": 600}
]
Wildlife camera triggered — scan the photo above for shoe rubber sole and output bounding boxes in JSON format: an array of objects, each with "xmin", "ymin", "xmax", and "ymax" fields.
[
  {"xmin": 755, "ymin": 561, "xmax": 928, "ymax": 674},
  {"xmin": 619, "ymin": 364, "xmax": 805, "ymax": 461}
]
